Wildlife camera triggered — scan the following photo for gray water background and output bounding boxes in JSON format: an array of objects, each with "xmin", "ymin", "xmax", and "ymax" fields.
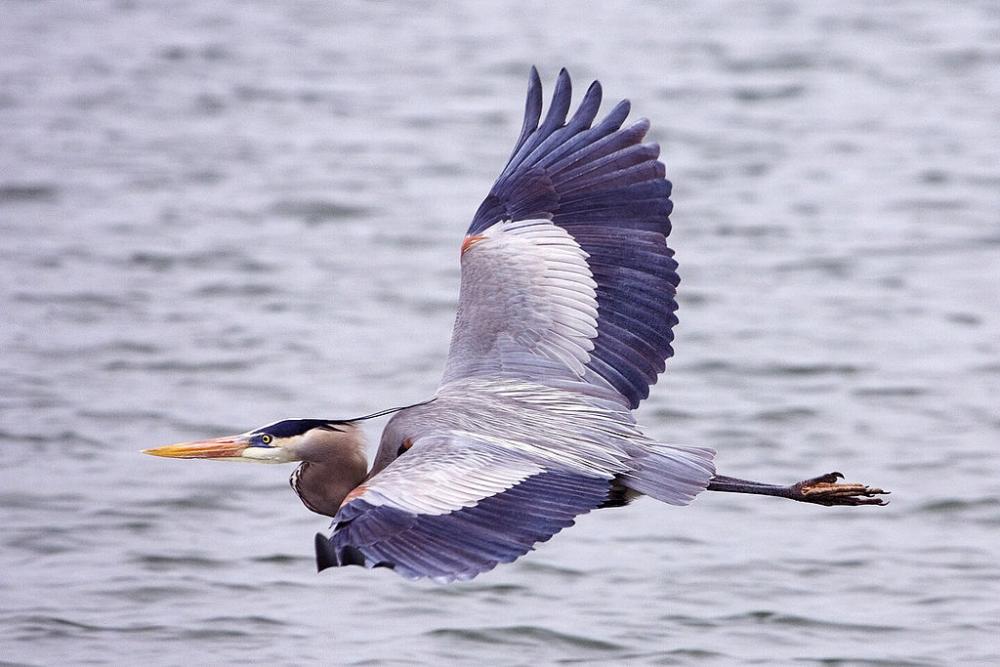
[{"xmin": 2, "ymin": 2, "xmax": 1000, "ymax": 665}]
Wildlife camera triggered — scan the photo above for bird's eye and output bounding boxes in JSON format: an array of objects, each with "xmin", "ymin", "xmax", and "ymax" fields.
[{"xmin": 260, "ymin": 434, "xmax": 273, "ymax": 445}]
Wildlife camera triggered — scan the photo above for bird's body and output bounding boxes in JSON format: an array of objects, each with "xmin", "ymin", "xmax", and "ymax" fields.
[
  {"xmin": 145, "ymin": 68, "xmax": 887, "ymax": 582},
  {"xmin": 374, "ymin": 376, "xmax": 714, "ymax": 506}
]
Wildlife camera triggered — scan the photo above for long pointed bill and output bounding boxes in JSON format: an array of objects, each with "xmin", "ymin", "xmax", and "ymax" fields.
[{"xmin": 143, "ymin": 436, "xmax": 247, "ymax": 460}]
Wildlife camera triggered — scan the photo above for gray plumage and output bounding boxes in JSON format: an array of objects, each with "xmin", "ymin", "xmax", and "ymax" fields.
[{"xmin": 144, "ymin": 67, "xmax": 888, "ymax": 584}]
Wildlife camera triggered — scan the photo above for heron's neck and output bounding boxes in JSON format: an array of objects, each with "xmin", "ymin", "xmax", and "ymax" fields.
[
  {"xmin": 290, "ymin": 425, "xmax": 369, "ymax": 517},
  {"xmin": 293, "ymin": 454, "xmax": 368, "ymax": 518}
]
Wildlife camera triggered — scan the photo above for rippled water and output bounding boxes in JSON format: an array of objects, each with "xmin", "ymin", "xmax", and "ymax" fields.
[{"xmin": 3, "ymin": 2, "xmax": 999, "ymax": 665}]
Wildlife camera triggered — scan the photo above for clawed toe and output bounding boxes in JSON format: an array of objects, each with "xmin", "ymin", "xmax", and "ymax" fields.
[
  {"xmin": 791, "ymin": 472, "xmax": 890, "ymax": 506},
  {"xmin": 801, "ymin": 471, "xmax": 843, "ymax": 486}
]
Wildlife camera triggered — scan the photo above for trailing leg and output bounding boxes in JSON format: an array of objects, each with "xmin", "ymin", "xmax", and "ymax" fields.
[{"xmin": 707, "ymin": 471, "xmax": 888, "ymax": 506}]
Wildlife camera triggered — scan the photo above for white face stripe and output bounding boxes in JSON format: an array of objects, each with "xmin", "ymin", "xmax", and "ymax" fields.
[{"xmin": 240, "ymin": 441, "xmax": 299, "ymax": 464}]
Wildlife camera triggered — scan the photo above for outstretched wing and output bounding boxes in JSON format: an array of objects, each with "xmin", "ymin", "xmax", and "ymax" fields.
[
  {"xmin": 442, "ymin": 67, "xmax": 679, "ymax": 408},
  {"xmin": 315, "ymin": 432, "xmax": 612, "ymax": 582}
]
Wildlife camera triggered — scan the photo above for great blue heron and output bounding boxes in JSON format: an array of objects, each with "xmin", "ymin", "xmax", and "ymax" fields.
[{"xmin": 145, "ymin": 68, "xmax": 887, "ymax": 582}]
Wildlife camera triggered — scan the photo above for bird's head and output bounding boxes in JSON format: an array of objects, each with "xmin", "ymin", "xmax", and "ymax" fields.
[{"xmin": 143, "ymin": 419, "xmax": 363, "ymax": 464}]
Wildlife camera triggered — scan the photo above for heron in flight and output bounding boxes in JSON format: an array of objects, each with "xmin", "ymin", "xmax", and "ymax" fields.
[{"xmin": 145, "ymin": 68, "xmax": 887, "ymax": 582}]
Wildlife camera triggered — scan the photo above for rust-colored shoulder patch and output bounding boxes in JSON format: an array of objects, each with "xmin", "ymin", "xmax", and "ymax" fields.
[
  {"xmin": 340, "ymin": 484, "xmax": 368, "ymax": 509},
  {"xmin": 461, "ymin": 234, "xmax": 487, "ymax": 256}
]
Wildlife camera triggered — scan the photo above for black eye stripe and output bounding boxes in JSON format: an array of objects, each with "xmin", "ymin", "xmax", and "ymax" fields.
[{"xmin": 256, "ymin": 419, "xmax": 350, "ymax": 439}]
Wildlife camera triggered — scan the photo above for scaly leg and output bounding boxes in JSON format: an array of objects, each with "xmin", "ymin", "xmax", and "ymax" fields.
[{"xmin": 707, "ymin": 471, "xmax": 888, "ymax": 506}]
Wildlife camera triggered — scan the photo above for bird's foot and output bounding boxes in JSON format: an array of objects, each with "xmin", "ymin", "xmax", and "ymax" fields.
[{"xmin": 788, "ymin": 472, "xmax": 889, "ymax": 506}]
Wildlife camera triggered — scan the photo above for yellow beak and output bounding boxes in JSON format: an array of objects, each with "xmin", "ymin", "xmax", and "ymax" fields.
[{"xmin": 143, "ymin": 436, "xmax": 247, "ymax": 459}]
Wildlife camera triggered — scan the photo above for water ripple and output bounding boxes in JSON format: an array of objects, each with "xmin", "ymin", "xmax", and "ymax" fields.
[
  {"xmin": 0, "ymin": 183, "xmax": 58, "ymax": 203},
  {"xmin": 716, "ymin": 610, "xmax": 903, "ymax": 634},
  {"xmin": 427, "ymin": 625, "xmax": 625, "ymax": 652},
  {"xmin": 8, "ymin": 615, "xmax": 163, "ymax": 639}
]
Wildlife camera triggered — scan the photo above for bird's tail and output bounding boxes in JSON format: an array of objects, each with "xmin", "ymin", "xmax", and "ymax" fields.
[{"xmin": 620, "ymin": 443, "xmax": 716, "ymax": 506}]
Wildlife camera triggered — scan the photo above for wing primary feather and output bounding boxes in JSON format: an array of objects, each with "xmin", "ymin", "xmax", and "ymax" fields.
[
  {"xmin": 507, "ymin": 65, "xmax": 543, "ymax": 164},
  {"xmin": 497, "ymin": 68, "xmax": 573, "ymax": 186},
  {"xmin": 560, "ymin": 160, "xmax": 666, "ymax": 197},
  {"xmin": 566, "ymin": 80, "xmax": 603, "ymax": 130},
  {"xmin": 538, "ymin": 99, "xmax": 634, "ymax": 171},
  {"xmin": 509, "ymin": 80, "xmax": 603, "ymax": 184},
  {"xmin": 557, "ymin": 142, "xmax": 661, "ymax": 184},
  {"xmin": 537, "ymin": 68, "xmax": 573, "ymax": 138}
]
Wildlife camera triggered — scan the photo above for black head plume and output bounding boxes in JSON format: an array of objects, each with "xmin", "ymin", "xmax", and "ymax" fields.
[{"xmin": 254, "ymin": 400, "xmax": 434, "ymax": 439}]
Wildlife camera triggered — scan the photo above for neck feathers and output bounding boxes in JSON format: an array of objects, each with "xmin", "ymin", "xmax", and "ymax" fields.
[{"xmin": 289, "ymin": 424, "xmax": 369, "ymax": 517}]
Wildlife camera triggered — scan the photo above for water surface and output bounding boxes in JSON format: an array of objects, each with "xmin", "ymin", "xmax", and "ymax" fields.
[{"xmin": 2, "ymin": 2, "xmax": 999, "ymax": 664}]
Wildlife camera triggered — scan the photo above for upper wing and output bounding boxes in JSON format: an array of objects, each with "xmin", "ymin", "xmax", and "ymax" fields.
[
  {"xmin": 315, "ymin": 432, "xmax": 612, "ymax": 582},
  {"xmin": 442, "ymin": 67, "xmax": 680, "ymax": 409}
]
